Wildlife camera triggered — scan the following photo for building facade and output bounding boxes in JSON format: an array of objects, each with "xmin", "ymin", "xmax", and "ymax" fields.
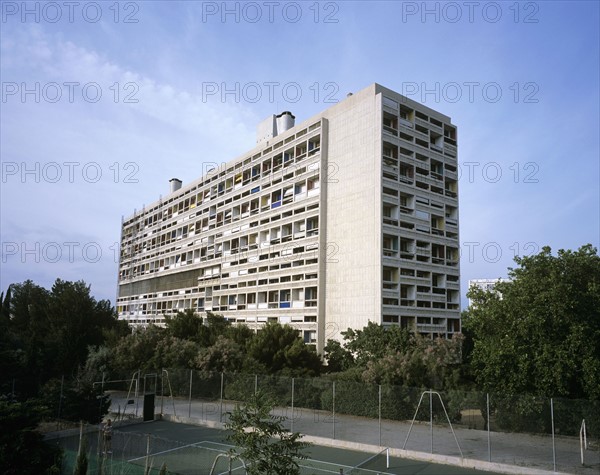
[
  {"xmin": 117, "ymin": 84, "xmax": 461, "ymax": 352},
  {"xmin": 467, "ymin": 278, "xmax": 510, "ymax": 307}
]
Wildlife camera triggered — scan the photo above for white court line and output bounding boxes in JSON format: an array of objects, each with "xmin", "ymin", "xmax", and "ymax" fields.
[{"xmin": 127, "ymin": 439, "xmax": 230, "ymax": 463}]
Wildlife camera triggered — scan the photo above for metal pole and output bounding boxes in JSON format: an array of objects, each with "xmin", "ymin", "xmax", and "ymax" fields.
[
  {"xmin": 378, "ymin": 385, "xmax": 382, "ymax": 447},
  {"xmin": 99, "ymin": 372, "xmax": 105, "ymax": 424},
  {"xmin": 429, "ymin": 390, "xmax": 433, "ymax": 454},
  {"xmin": 291, "ymin": 378, "xmax": 295, "ymax": 433},
  {"xmin": 161, "ymin": 368, "xmax": 164, "ymax": 416},
  {"xmin": 135, "ymin": 370, "xmax": 140, "ymax": 417},
  {"xmin": 145, "ymin": 434, "xmax": 150, "ymax": 474},
  {"xmin": 487, "ymin": 393, "xmax": 491, "ymax": 462},
  {"xmin": 332, "ymin": 381, "xmax": 336, "ymax": 440},
  {"xmin": 57, "ymin": 375, "xmax": 64, "ymax": 428},
  {"xmin": 551, "ymin": 398, "xmax": 556, "ymax": 472},
  {"xmin": 188, "ymin": 370, "xmax": 193, "ymax": 418},
  {"xmin": 254, "ymin": 374, "xmax": 258, "ymax": 395},
  {"xmin": 220, "ymin": 372, "xmax": 224, "ymax": 422}
]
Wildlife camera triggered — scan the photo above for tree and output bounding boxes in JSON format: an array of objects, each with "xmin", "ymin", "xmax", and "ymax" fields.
[
  {"xmin": 341, "ymin": 322, "xmax": 412, "ymax": 367},
  {"xmin": 40, "ymin": 375, "xmax": 110, "ymax": 425},
  {"xmin": 46, "ymin": 279, "xmax": 118, "ymax": 376},
  {"xmin": 194, "ymin": 335, "xmax": 246, "ymax": 372},
  {"xmin": 247, "ymin": 323, "xmax": 321, "ymax": 375},
  {"xmin": 323, "ymin": 339, "xmax": 354, "ymax": 372},
  {"xmin": 225, "ymin": 392, "xmax": 309, "ymax": 475},
  {"xmin": 463, "ymin": 244, "xmax": 600, "ymax": 400},
  {"xmin": 0, "ymin": 398, "xmax": 62, "ymax": 475},
  {"xmin": 361, "ymin": 333, "xmax": 464, "ymax": 389},
  {"xmin": 111, "ymin": 325, "xmax": 166, "ymax": 371},
  {"xmin": 3, "ymin": 279, "xmax": 121, "ymax": 396},
  {"xmin": 165, "ymin": 309, "xmax": 203, "ymax": 341}
]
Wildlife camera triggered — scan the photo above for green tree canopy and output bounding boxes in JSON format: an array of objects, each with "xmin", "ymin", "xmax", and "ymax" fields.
[
  {"xmin": 247, "ymin": 323, "xmax": 321, "ymax": 376},
  {"xmin": 2, "ymin": 279, "xmax": 120, "ymax": 396},
  {"xmin": 0, "ymin": 399, "xmax": 62, "ymax": 474},
  {"xmin": 164, "ymin": 309, "xmax": 204, "ymax": 341},
  {"xmin": 341, "ymin": 321, "xmax": 412, "ymax": 367},
  {"xmin": 463, "ymin": 244, "xmax": 600, "ymax": 400},
  {"xmin": 225, "ymin": 392, "xmax": 309, "ymax": 475}
]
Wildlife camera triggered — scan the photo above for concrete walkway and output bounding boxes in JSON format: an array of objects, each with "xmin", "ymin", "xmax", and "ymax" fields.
[{"xmin": 108, "ymin": 393, "xmax": 599, "ymax": 475}]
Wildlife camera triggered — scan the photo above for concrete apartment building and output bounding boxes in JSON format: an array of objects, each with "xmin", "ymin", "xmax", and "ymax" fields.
[
  {"xmin": 117, "ymin": 83, "xmax": 461, "ymax": 352},
  {"xmin": 467, "ymin": 278, "xmax": 510, "ymax": 307}
]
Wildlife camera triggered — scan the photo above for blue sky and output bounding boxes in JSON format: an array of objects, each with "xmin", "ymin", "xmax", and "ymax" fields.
[{"xmin": 1, "ymin": 1, "xmax": 599, "ymax": 308}]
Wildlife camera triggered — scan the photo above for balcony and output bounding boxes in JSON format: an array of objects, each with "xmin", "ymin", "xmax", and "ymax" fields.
[
  {"xmin": 399, "ymin": 118, "xmax": 414, "ymax": 129},
  {"xmin": 417, "ymin": 323, "xmax": 447, "ymax": 333}
]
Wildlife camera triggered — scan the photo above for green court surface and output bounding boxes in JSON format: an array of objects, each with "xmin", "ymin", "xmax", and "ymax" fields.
[{"xmin": 57, "ymin": 420, "xmax": 501, "ymax": 475}]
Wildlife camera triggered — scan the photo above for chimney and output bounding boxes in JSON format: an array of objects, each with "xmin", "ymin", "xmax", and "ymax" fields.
[
  {"xmin": 169, "ymin": 178, "xmax": 182, "ymax": 193},
  {"xmin": 257, "ymin": 111, "xmax": 295, "ymax": 145},
  {"xmin": 276, "ymin": 111, "xmax": 295, "ymax": 135}
]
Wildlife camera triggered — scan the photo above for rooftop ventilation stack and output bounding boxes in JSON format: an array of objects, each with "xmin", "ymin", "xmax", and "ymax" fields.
[
  {"xmin": 276, "ymin": 111, "xmax": 295, "ymax": 135},
  {"xmin": 257, "ymin": 111, "xmax": 295, "ymax": 145},
  {"xmin": 169, "ymin": 178, "xmax": 182, "ymax": 193}
]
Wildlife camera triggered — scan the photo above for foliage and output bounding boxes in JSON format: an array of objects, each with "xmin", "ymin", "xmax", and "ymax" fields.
[
  {"xmin": 165, "ymin": 309, "xmax": 203, "ymax": 341},
  {"xmin": 341, "ymin": 322, "xmax": 412, "ymax": 367},
  {"xmin": 323, "ymin": 339, "xmax": 354, "ymax": 372},
  {"xmin": 361, "ymin": 333, "xmax": 464, "ymax": 389},
  {"xmin": 225, "ymin": 392, "xmax": 309, "ymax": 475},
  {"xmin": 40, "ymin": 376, "xmax": 110, "ymax": 425},
  {"xmin": 247, "ymin": 323, "xmax": 321, "ymax": 376},
  {"xmin": 464, "ymin": 244, "xmax": 600, "ymax": 400},
  {"xmin": 0, "ymin": 398, "xmax": 62, "ymax": 475},
  {"xmin": 3, "ymin": 279, "xmax": 121, "ymax": 397},
  {"xmin": 194, "ymin": 335, "xmax": 245, "ymax": 372}
]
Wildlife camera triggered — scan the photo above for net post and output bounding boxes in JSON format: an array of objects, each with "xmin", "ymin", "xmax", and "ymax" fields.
[
  {"xmin": 386, "ymin": 447, "xmax": 390, "ymax": 468},
  {"xmin": 188, "ymin": 369, "xmax": 193, "ymax": 418},
  {"xmin": 332, "ymin": 381, "xmax": 336, "ymax": 440},
  {"xmin": 551, "ymin": 398, "xmax": 556, "ymax": 472},
  {"xmin": 429, "ymin": 389, "xmax": 433, "ymax": 454},
  {"xmin": 219, "ymin": 372, "xmax": 224, "ymax": 423},
  {"xmin": 291, "ymin": 377, "xmax": 295, "ymax": 433},
  {"xmin": 161, "ymin": 368, "xmax": 164, "ymax": 416},
  {"xmin": 378, "ymin": 384, "xmax": 382, "ymax": 447},
  {"xmin": 487, "ymin": 393, "xmax": 491, "ymax": 462}
]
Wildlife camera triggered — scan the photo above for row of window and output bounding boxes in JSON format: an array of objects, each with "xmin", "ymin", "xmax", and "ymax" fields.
[
  {"xmin": 121, "ymin": 193, "xmax": 320, "ymax": 258},
  {"xmin": 121, "ymin": 160, "xmax": 320, "ymax": 248},
  {"xmin": 120, "ymin": 210, "xmax": 319, "ymax": 279},
  {"xmin": 118, "ymin": 286, "xmax": 318, "ymax": 316},
  {"xmin": 122, "ymin": 129, "xmax": 322, "ymax": 233}
]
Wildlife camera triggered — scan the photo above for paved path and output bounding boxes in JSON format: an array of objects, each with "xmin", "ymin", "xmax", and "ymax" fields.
[{"xmin": 108, "ymin": 392, "xmax": 599, "ymax": 475}]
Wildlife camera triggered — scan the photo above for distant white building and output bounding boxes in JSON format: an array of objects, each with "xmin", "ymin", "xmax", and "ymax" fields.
[{"xmin": 467, "ymin": 278, "xmax": 510, "ymax": 307}]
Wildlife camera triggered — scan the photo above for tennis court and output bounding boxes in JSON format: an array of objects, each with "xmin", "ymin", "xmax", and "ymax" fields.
[{"xmin": 54, "ymin": 420, "xmax": 501, "ymax": 474}]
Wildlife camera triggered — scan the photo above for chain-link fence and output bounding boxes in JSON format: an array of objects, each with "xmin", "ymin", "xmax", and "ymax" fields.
[
  {"xmin": 8, "ymin": 370, "xmax": 599, "ymax": 474},
  {"xmin": 97, "ymin": 370, "xmax": 600, "ymax": 474},
  {"xmin": 47, "ymin": 422, "xmax": 238, "ymax": 475}
]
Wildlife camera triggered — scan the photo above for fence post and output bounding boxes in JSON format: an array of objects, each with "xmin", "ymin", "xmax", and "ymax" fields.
[
  {"xmin": 135, "ymin": 369, "xmax": 140, "ymax": 417},
  {"xmin": 98, "ymin": 372, "xmax": 105, "ymax": 424},
  {"xmin": 188, "ymin": 369, "xmax": 193, "ymax": 418},
  {"xmin": 487, "ymin": 393, "xmax": 491, "ymax": 462},
  {"xmin": 429, "ymin": 390, "xmax": 434, "ymax": 453},
  {"xmin": 219, "ymin": 372, "xmax": 224, "ymax": 423},
  {"xmin": 378, "ymin": 385, "xmax": 382, "ymax": 447},
  {"xmin": 160, "ymin": 368, "xmax": 164, "ymax": 416},
  {"xmin": 291, "ymin": 378, "xmax": 295, "ymax": 433},
  {"xmin": 254, "ymin": 374, "xmax": 258, "ymax": 395},
  {"xmin": 57, "ymin": 375, "xmax": 64, "ymax": 429},
  {"xmin": 332, "ymin": 381, "xmax": 336, "ymax": 440},
  {"xmin": 551, "ymin": 398, "xmax": 556, "ymax": 472},
  {"xmin": 145, "ymin": 434, "xmax": 151, "ymax": 474}
]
